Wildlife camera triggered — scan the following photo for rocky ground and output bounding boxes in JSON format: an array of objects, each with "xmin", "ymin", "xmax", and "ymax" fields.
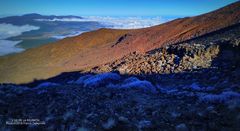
[
  {"xmin": 0, "ymin": 68, "xmax": 240, "ymax": 131},
  {"xmin": 0, "ymin": 25, "xmax": 240, "ymax": 130}
]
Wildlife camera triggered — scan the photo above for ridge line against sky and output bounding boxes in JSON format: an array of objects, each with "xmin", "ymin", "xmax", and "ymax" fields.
[{"xmin": 0, "ymin": 0, "xmax": 238, "ymax": 17}]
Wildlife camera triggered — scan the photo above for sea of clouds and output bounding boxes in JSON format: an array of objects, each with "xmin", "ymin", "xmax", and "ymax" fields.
[
  {"xmin": 0, "ymin": 23, "xmax": 39, "ymax": 56},
  {"xmin": 52, "ymin": 31, "xmax": 86, "ymax": 39},
  {"xmin": 39, "ymin": 16, "xmax": 170, "ymax": 40},
  {"xmin": 35, "ymin": 16, "xmax": 169, "ymax": 29}
]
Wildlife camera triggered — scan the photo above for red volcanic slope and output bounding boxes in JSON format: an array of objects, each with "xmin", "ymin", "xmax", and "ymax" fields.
[{"xmin": 0, "ymin": 1, "xmax": 240, "ymax": 84}]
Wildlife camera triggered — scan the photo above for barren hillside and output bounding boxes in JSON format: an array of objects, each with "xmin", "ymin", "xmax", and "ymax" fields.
[{"xmin": 0, "ymin": 2, "xmax": 240, "ymax": 84}]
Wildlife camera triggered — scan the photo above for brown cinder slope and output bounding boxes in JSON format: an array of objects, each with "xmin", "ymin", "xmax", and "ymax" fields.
[
  {"xmin": 0, "ymin": 1, "xmax": 240, "ymax": 84},
  {"xmin": 0, "ymin": 29, "xmax": 129, "ymax": 83}
]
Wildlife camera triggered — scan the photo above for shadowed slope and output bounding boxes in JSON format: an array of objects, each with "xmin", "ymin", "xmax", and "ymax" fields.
[{"xmin": 0, "ymin": 1, "xmax": 240, "ymax": 84}]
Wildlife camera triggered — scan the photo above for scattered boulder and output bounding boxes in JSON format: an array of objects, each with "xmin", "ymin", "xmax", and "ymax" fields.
[
  {"xmin": 138, "ymin": 120, "xmax": 152, "ymax": 129},
  {"xmin": 175, "ymin": 123, "xmax": 188, "ymax": 131},
  {"xmin": 102, "ymin": 118, "xmax": 116, "ymax": 130},
  {"xmin": 120, "ymin": 78, "xmax": 156, "ymax": 93},
  {"xmin": 75, "ymin": 74, "xmax": 93, "ymax": 85},
  {"xmin": 199, "ymin": 91, "xmax": 240, "ymax": 103},
  {"xmin": 36, "ymin": 82, "xmax": 60, "ymax": 88},
  {"xmin": 83, "ymin": 73, "xmax": 121, "ymax": 87}
]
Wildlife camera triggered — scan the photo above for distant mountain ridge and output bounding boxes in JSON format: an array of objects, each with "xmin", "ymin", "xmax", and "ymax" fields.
[
  {"xmin": 22, "ymin": 13, "xmax": 83, "ymax": 19},
  {"xmin": 0, "ymin": 13, "xmax": 83, "ymax": 25},
  {"xmin": 0, "ymin": 1, "xmax": 240, "ymax": 84}
]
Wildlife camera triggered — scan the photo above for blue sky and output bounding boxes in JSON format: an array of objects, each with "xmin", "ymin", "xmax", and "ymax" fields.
[{"xmin": 0, "ymin": 0, "xmax": 238, "ymax": 16}]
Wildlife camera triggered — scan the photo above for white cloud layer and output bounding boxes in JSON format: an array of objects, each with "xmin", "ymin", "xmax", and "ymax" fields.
[
  {"xmin": 35, "ymin": 16, "xmax": 169, "ymax": 29},
  {"xmin": 0, "ymin": 40, "xmax": 24, "ymax": 56},
  {"xmin": 52, "ymin": 31, "xmax": 86, "ymax": 39},
  {"xmin": 0, "ymin": 23, "xmax": 40, "ymax": 56},
  {"xmin": 36, "ymin": 18, "xmax": 85, "ymax": 22},
  {"xmin": 0, "ymin": 23, "xmax": 40, "ymax": 39}
]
